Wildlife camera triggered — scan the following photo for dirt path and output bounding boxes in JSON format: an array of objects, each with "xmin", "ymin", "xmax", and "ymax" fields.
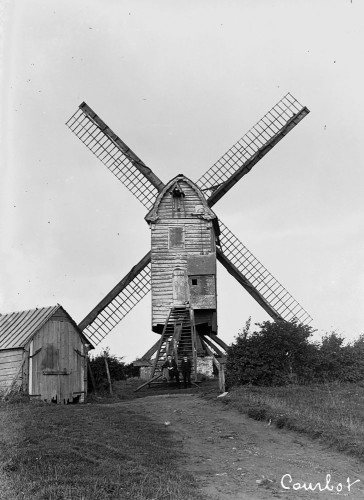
[{"xmin": 118, "ymin": 394, "xmax": 364, "ymax": 500}]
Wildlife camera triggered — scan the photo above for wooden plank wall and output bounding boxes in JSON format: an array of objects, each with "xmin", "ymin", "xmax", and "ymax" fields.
[
  {"xmin": 151, "ymin": 180, "xmax": 216, "ymax": 328},
  {"xmin": 30, "ymin": 314, "xmax": 86, "ymax": 403},
  {"xmin": 0, "ymin": 349, "xmax": 23, "ymax": 390}
]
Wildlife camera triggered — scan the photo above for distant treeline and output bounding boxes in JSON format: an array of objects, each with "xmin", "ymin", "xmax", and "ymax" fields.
[{"xmin": 226, "ymin": 319, "xmax": 364, "ymax": 387}]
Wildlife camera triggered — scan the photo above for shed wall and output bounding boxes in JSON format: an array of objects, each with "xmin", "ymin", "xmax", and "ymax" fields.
[
  {"xmin": 29, "ymin": 316, "xmax": 86, "ymax": 403},
  {"xmin": 0, "ymin": 349, "xmax": 23, "ymax": 390}
]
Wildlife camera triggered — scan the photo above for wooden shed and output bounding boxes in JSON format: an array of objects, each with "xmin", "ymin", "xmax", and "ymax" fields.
[{"xmin": 0, "ymin": 304, "xmax": 92, "ymax": 403}]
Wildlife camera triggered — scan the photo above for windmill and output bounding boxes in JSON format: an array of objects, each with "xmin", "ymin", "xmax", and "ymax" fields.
[{"xmin": 66, "ymin": 93, "xmax": 312, "ymax": 386}]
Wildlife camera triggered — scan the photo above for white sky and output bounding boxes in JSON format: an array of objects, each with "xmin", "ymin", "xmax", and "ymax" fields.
[{"xmin": 1, "ymin": 0, "xmax": 363, "ymax": 361}]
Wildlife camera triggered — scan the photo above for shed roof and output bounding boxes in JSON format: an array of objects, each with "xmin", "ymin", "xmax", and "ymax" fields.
[{"xmin": 0, "ymin": 304, "xmax": 93, "ymax": 350}]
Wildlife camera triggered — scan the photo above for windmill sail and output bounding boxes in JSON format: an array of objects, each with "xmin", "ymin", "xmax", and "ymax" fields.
[
  {"xmin": 66, "ymin": 96, "xmax": 312, "ymax": 348},
  {"xmin": 218, "ymin": 220, "xmax": 312, "ymax": 324},
  {"xmin": 79, "ymin": 252, "xmax": 151, "ymax": 345},
  {"xmin": 196, "ymin": 93, "xmax": 309, "ymax": 206},
  {"xmin": 66, "ymin": 103, "xmax": 164, "ymax": 210}
]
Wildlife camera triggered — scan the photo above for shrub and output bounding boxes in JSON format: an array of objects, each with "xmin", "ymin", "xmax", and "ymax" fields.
[
  {"xmin": 226, "ymin": 320, "xmax": 364, "ymax": 387},
  {"xmin": 226, "ymin": 318, "xmax": 317, "ymax": 387},
  {"xmin": 316, "ymin": 332, "xmax": 364, "ymax": 383},
  {"xmin": 88, "ymin": 348, "xmax": 139, "ymax": 391}
]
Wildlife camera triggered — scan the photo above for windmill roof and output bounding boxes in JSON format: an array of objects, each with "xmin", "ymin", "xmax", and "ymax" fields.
[
  {"xmin": 0, "ymin": 304, "xmax": 93, "ymax": 350},
  {"xmin": 145, "ymin": 174, "xmax": 219, "ymax": 226}
]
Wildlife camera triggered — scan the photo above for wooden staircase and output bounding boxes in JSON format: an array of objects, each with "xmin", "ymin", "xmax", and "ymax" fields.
[
  {"xmin": 152, "ymin": 306, "xmax": 197, "ymax": 380},
  {"xmin": 135, "ymin": 306, "xmax": 197, "ymax": 391}
]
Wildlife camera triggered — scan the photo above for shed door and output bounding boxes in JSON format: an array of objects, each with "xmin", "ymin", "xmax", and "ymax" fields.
[{"xmin": 31, "ymin": 320, "xmax": 85, "ymax": 403}]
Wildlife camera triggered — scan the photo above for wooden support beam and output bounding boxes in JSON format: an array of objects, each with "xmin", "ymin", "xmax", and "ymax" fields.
[
  {"xmin": 195, "ymin": 333, "xmax": 205, "ymax": 355},
  {"xmin": 103, "ymin": 352, "xmax": 113, "ymax": 395},
  {"xmin": 134, "ymin": 374, "xmax": 162, "ymax": 392},
  {"xmin": 200, "ymin": 337, "xmax": 226, "ymax": 393},
  {"xmin": 133, "ymin": 359, "xmax": 152, "ymax": 367},
  {"xmin": 201, "ymin": 335, "xmax": 224, "ymax": 357},
  {"xmin": 150, "ymin": 312, "xmax": 171, "ymax": 378},
  {"xmin": 218, "ymin": 363, "xmax": 226, "ymax": 393},
  {"xmin": 150, "ymin": 334, "xmax": 164, "ymax": 378},
  {"xmin": 135, "ymin": 338, "xmax": 161, "ymax": 363},
  {"xmin": 190, "ymin": 310, "xmax": 198, "ymax": 382},
  {"xmin": 199, "ymin": 337, "xmax": 220, "ymax": 369},
  {"xmin": 79, "ymin": 102, "xmax": 165, "ymax": 193},
  {"xmin": 208, "ymin": 332, "xmax": 229, "ymax": 352},
  {"xmin": 216, "ymin": 248, "xmax": 283, "ymax": 322},
  {"xmin": 87, "ymin": 358, "xmax": 96, "ymax": 392},
  {"xmin": 78, "ymin": 251, "xmax": 151, "ymax": 331}
]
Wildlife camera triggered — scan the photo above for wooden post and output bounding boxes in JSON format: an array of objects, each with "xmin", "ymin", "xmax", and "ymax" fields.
[
  {"xmin": 103, "ymin": 351, "xmax": 113, "ymax": 395},
  {"xmin": 190, "ymin": 310, "xmax": 198, "ymax": 382},
  {"xmin": 84, "ymin": 343, "xmax": 95, "ymax": 394},
  {"xmin": 218, "ymin": 362, "xmax": 226, "ymax": 393},
  {"xmin": 173, "ymin": 323, "xmax": 181, "ymax": 364},
  {"xmin": 87, "ymin": 357, "xmax": 96, "ymax": 393}
]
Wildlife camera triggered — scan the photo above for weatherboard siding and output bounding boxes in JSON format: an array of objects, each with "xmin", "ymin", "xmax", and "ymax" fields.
[
  {"xmin": 30, "ymin": 319, "xmax": 86, "ymax": 403},
  {"xmin": 150, "ymin": 178, "xmax": 217, "ymax": 329},
  {"xmin": 0, "ymin": 349, "xmax": 23, "ymax": 390}
]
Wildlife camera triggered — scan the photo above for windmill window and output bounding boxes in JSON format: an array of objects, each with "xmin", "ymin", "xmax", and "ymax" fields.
[
  {"xmin": 192, "ymin": 279, "xmax": 198, "ymax": 285},
  {"xmin": 169, "ymin": 226, "xmax": 185, "ymax": 249}
]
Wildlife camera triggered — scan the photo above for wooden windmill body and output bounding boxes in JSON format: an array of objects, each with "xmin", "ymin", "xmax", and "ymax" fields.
[
  {"xmin": 66, "ymin": 93, "xmax": 313, "ymax": 386},
  {"xmin": 146, "ymin": 175, "xmax": 219, "ymax": 333}
]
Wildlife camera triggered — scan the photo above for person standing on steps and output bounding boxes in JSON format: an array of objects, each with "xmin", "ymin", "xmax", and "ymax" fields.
[
  {"xmin": 161, "ymin": 354, "xmax": 180, "ymax": 387},
  {"xmin": 180, "ymin": 355, "xmax": 192, "ymax": 388}
]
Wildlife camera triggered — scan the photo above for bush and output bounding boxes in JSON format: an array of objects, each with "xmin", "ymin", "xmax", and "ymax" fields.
[
  {"xmin": 226, "ymin": 318, "xmax": 317, "ymax": 387},
  {"xmin": 226, "ymin": 319, "xmax": 364, "ymax": 387},
  {"xmin": 88, "ymin": 348, "xmax": 139, "ymax": 391},
  {"xmin": 317, "ymin": 332, "xmax": 364, "ymax": 383}
]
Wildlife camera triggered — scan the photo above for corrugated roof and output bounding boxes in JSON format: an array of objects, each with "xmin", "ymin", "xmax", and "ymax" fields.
[
  {"xmin": 0, "ymin": 305, "xmax": 61, "ymax": 349},
  {"xmin": 0, "ymin": 304, "xmax": 89, "ymax": 350}
]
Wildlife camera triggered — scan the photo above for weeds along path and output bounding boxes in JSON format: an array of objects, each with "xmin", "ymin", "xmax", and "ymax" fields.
[{"xmin": 116, "ymin": 394, "xmax": 364, "ymax": 500}]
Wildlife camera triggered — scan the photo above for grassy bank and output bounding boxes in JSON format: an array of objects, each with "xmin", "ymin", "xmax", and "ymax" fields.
[
  {"xmin": 207, "ymin": 382, "xmax": 364, "ymax": 460},
  {"xmin": 0, "ymin": 396, "xmax": 204, "ymax": 500}
]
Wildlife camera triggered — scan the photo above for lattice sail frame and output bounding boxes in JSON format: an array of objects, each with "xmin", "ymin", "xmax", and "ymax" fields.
[
  {"xmin": 82, "ymin": 263, "xmax": 151, "ymax": 345},
  {"xmin": 66, "ymin": 103, "xmax": 162, "ymax": 210},
  {"xmin": 218, "ymin": 221, "xmax": 312, "ymax": 324},
  {"xmin": 196, "ymin": 93, "xmax": 306, "ymax": 199}
]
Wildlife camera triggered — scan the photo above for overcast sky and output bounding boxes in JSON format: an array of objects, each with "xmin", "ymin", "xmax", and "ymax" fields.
[{"xmin": 1, "ymin": 0, "xmax": 363, "ymax": 361}]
